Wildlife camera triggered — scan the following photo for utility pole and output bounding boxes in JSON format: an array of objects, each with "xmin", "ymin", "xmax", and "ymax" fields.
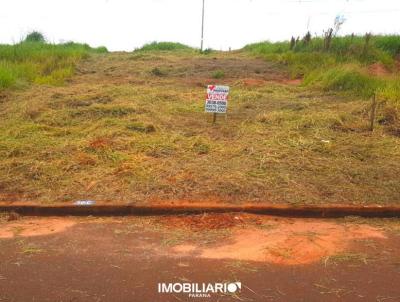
[{"xmin": 200, "ymin": 0, "xmax": 205, "ymax": 51}]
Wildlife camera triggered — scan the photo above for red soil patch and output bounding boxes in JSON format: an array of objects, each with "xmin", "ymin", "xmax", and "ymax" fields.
[
  {"xmin": 242, "ymin": 78, "xmax": 268, "ymax": 87},
  {"xmin": 0, "ymin": 218, "xmax": 76, "ymax": 239},
  {"xmin": 282, "ymin": 78, "xmax": 302, "ymax": 85},
  {"xmin": 239, "ymin": 78, "xmax": 302, "ymax": 87},
  {"xmin": 368, "ymin": 63, "xmax": 391, "ymax": 76},
  {"xmin": 170, "ymin": 217, "xmax": 386, "ymax": 265},
  {"xmin": 155, "ymin": 213, "xmax": 253, "ymax": 230},
  {"xmin": 88, "ymin": 138, "xmax": 113, "ymax": 150}
]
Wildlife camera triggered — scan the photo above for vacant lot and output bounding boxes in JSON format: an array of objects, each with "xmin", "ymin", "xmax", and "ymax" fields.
[{"xmin": 0, "ymin": 50, "xmax": 399, "ymax": 205}]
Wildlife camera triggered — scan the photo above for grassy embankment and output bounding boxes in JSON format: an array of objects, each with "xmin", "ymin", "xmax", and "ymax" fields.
[
  {"xmin": 0, "ymin": 38, "xmax": 399, "ymax": 205},
  {"xmin": 244, "ymin": 35, "xmax": 400, "ymax": 104},
  {"xmin": 0, "ymin": 32, "xmax": 107, "ymax": 89}
]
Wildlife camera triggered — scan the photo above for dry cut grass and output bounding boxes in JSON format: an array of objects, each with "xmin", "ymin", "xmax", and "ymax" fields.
[{"xmin": 0, "ymin": 50, "xmax": 399, "ymax": 205}]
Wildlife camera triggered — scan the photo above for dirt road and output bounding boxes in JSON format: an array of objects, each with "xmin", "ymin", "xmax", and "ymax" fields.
[{"xmin": 1, "ymin": 214, "xmax": 400, "ymax": 301}]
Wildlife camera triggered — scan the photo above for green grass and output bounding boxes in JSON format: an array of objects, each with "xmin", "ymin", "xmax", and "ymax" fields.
[
  {"xmin": 244, "ymin": 35, "xmax": 400, "ymax": 104},
  {"xmin": 304, "ymin": 64, "xmax": 382, "ymax": 98},
  {"xmin": 0, "ymin": 37, "xmax": 107, "ymax": 90}
]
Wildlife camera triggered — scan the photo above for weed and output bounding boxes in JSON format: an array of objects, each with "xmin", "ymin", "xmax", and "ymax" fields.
[{"xmin": 212, "ymin": 70, "xmax": 225, "ymax": 79}]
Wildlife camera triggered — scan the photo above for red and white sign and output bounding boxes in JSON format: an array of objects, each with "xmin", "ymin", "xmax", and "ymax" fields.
[{"xmin": 205, "ymin": 85, "xmax": 229, "ymax": 113}]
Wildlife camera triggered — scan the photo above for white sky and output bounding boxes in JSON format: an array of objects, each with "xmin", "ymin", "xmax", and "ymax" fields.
[{"xmin": 1, "ymin": 0, "xmax": 400, "ymax": 51}]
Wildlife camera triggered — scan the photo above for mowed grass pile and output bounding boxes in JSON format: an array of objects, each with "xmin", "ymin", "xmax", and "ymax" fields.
[
  {"xmin": 0, "ymin": 49, "xmax": 399, "ymax": 205},
  {"xmin": 0, "ymin": 32, "xmax": 107, "ymax": 89},
  {"xmin": 244, "ymin": 35, "xmax": 400, "ymax": 104}
]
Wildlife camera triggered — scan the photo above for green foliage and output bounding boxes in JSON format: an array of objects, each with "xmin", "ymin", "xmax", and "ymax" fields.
[
  {"xmin": 243, "ymin": 34, "xmax": 400, "ymax": 102},
  {"xmin": 0, "ymin": 63, "xmax": 17, "ymax": 88},
  {"xmin": 0, "ymin": 39, "xmax": 108, "ymax": 90},
  {"xmin": 305, "ymin": 64, "xmax": 381, "ymax": 98},
  {"xmin": 378, "ymin": 77, "xmax": 400, "ymax": 104},
  {"xmin": 136, "ymin": 41, "xmax": 192, "ymax": 52},
  {"xmin": 374, "ymin": 35, "xmax": 400, "ymax": 56},
  {"xmin": 244, "ymin": 41, "xmax": 290, "ymax": 54},
  {"xmin": 24, "ymin": 31, "xmax": 46, "ymax": 43},
  {"xmin": 244, "ymin": 35, "xmax": 400, "ymax": 61},
  {"xmin": 201, "ymin": 48, "xmax": 213, "ymax": 54}
]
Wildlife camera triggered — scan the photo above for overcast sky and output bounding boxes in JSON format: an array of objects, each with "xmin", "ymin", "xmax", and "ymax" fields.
[{"xmin": 1, "ymin": 0, "xmax": 400, "ymax": 51}]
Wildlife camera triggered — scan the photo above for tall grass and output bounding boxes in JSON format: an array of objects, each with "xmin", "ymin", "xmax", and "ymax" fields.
[
  {"xmin": 0, "ymin": 35, "xmax": 107, "ymax": 90},
  {"xmin": 244, "ymin": 34, "xmax": 400, "ymax": 103}
]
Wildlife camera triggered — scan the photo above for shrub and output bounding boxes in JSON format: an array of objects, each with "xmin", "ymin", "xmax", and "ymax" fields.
[
  {"xmin": 24, "ymin": 31, "xmax": 46, "ymax": 43},
  {"xmin": 136, "ymin": 42, "xmax": 192, "ymax": 52}
]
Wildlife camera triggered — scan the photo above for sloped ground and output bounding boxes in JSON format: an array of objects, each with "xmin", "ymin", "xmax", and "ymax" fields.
[
  {"xmin": 0, "ymin": 215, "xmax": 400, "ymax": 301},
  {"xmin": 0, "ymin": 51, "xmax": 399, "ymax": 205}
]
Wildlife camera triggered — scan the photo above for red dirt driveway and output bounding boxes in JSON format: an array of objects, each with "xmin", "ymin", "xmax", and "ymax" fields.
[{"xmin": 0, "ymin": 214, "xmax": 400, "ymax": 302}]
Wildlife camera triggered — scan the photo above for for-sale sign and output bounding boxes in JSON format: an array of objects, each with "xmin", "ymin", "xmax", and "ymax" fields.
[{"xmin": 205, "ymin": 85, "xmax": 229, "ymax": 113}]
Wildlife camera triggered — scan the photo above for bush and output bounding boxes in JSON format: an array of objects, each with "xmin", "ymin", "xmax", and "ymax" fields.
[
  {"xmin": 24, "ymin": 31, "xmax": 46, "ymax": 43},
  {"xmin": 136, "ymin": 42, "xmax": 192, "ymax": 52}
]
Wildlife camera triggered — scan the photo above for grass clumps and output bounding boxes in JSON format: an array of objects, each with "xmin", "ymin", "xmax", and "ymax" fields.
[
  {"xmin": 126, "ymin": 122, "xmax": 156, "ymax": 133},
  {"xmin": 304, "ymin": 64, "xmax": 382, "ymax": 98},
  {"xmin": 0, "ymin": 31, "xmax": 107, "ymax": 90},
  {"xmin": 136, "ymin": 41, "xmax": 193, "ymax": 52},
  {"xmin": 244, "ymin": 34, "xmax": 400, "ymax": 103},
  {"xmin": 212, "ymin": 70, "xmax": 225, "ymax": 79}
]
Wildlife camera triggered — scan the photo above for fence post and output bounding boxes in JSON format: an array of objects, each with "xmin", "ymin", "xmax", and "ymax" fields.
[{"xmin": 369, "ymin": 93, "xmax": 377, "ymax": 131}]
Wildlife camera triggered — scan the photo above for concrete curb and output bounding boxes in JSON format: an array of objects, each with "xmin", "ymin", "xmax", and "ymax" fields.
[{"xmin": 1, "ymin": 204, "xmax": 400, "ymax": 218}]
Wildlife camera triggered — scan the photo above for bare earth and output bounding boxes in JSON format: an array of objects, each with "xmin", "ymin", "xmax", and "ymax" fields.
[{"xmin": 1, "ymin": 214, "xmax": 400, "ymax": 301}]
